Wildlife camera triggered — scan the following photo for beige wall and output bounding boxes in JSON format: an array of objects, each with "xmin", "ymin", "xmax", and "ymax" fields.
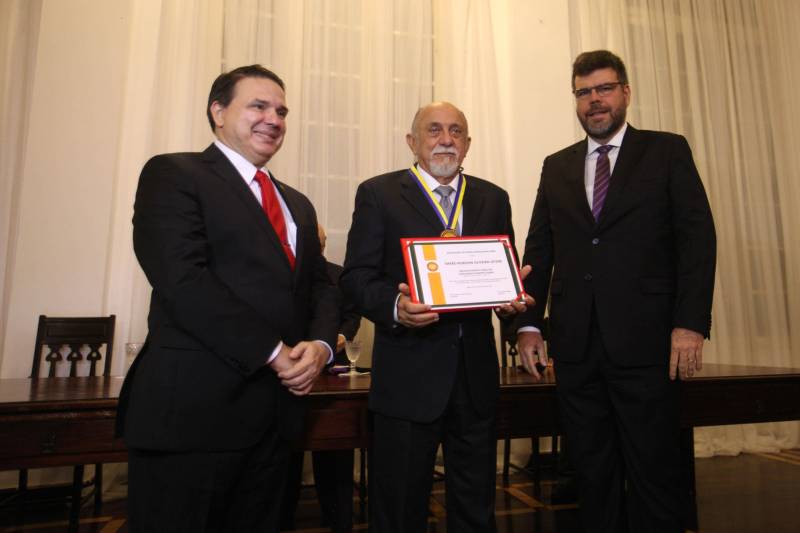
[
  {"xmin": 496, "ymin": 1, "xmax": 577, "ymax": 253},
  {"xmin": 1, "ymin": 0, "xmax": 132, "ymax": 378}
]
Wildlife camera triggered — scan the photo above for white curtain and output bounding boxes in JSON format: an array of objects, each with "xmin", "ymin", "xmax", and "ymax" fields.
[
  {"xmin": 0, "ymin": 0, "xmax": 41, "ymax": 376},
  {"xmin": 107, "ymin": 0, "xmax": 434, "ymax": 366},
  {"xmin": 568, "ymin": 0, "xmax": 800, "ymax": 456},
  {"xmin": 217, "ymin": 0, "xmax": 434, "ymax": 368},
  {"xmin": 221, "ymin": 0, "xmax": 433, "ymax": 267},
  {"xmin": 105, "ymin": 0, "xmax": 226, "ymax": 367}
]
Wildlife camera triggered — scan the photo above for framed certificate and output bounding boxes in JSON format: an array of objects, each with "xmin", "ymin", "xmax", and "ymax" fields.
[{"xmin": 401, "ymin": 235, "xmax": 525, "ymax": 312}]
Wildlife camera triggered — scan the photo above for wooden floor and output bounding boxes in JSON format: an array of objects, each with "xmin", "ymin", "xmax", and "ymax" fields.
[{"xmin": 1, "ymin": 450, "xmax": 798, "ymax": 532}]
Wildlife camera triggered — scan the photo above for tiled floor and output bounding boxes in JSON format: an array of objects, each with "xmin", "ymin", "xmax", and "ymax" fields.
[{"xmin": 1, "ymin": 450, "xmax": 798, "ymax": 532}]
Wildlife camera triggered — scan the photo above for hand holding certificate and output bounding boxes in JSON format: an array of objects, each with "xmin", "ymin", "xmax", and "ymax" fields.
[{"xmin": 401, "ymin": 235, "xmax": 532, "ymax": 312}]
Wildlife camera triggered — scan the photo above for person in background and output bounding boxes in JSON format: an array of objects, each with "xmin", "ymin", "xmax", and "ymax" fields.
[{"xmin": 517, "ymin": 50, "xmax": 716, "ymax": 532}]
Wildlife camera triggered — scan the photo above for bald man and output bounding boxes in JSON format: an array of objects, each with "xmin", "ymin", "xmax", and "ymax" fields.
[{"xmin": 341, "ymin": 102, "xmax": 531, "ymax": 532}]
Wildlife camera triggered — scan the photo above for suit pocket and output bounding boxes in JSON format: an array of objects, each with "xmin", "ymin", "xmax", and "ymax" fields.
[{"xmin": 640, "ymin": 278, "xmax": 675, "ymax": 294}]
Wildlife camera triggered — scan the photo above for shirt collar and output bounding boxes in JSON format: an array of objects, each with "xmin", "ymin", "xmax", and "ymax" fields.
[
  {"xmin": 415, "ymin": 163, "xmax": 461, "ymax": 194},
  {"xmin": 586, "ymin": 122, "xmax": 628, "ymax": 156},
  {"xmin": 214, "ymin": 139, "xmax": 268, "ymax": 182}
]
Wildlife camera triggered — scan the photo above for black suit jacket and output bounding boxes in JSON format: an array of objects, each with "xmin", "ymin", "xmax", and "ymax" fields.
[
  {"xmin": 117, "ymin": 144, "xmax": 339, "ymax": 451},
  {"xmin": 340, "ymin": 169, "xmax": 516, "ymax": 422},
  {"xmin": 518, "ymin": 126, "xmax": 716, "ymax": 365}
]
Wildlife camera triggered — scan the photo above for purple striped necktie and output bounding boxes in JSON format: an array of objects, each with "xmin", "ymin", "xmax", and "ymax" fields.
[{"xmin": 592, "ymin": 144, "xmax": 614, "ymax": 221}]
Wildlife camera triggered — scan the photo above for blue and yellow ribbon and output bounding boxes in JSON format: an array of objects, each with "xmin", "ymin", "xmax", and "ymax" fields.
[{"xmin": 408, "ymin": 165, "xmax": 466, "ymax": 235}]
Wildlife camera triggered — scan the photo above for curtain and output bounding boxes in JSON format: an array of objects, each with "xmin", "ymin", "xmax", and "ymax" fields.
[
  {"xmin": 0, "ymin": 0, "xmax": 41, "ymax": 377},
  {"xmin": 104, "ymin": 0, "xmax": 225, "ymax": 368},
  {"xmin": 221, "ymin": 0, "xmax": 433, "ymax": 266},
  {"xmin": 568, "ymin": 0, "xmax": 800, "ymax": 456},
  {"xmin": 104, "ymin": 0, "xmax": 434, "ymax": 364}
]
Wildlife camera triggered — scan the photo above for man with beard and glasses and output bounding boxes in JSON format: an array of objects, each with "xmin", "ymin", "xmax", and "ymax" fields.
[
  {"xmin": 516, "ymin": 50, "xmax": 716, "ymax": 532},
  {"xmin": 340, "ymin": 102, "xmax": 533, "ymax": 532}
]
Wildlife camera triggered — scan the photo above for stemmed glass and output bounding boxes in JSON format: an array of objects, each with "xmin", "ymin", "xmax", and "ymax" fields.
[
  {"xmin": 340, "ymin": 339, "xmax": 362, "ymax": 377},
  {"xmin": 124, "ymin": 342, "xmax": 144, "ymax": 373}
]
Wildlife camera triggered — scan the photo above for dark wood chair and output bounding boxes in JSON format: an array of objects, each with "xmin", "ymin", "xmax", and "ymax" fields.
[{"xmin": 21, "ymin": 314, "xmax": 116, "ymax": 531}]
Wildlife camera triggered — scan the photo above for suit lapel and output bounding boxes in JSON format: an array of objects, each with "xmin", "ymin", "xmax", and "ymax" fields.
[
  {"xmin": 399, "ymin": 170, "xmax": 446, "ymax": 232},
  {"xmin": 201, "ymin": 144, "xmax": 291, "ymax": 269},
  {"xmin": 563, "ymin": 139, "xmax": 595, "ymax": 227},
  {"xmin": 598, "ymin": 125, "xmax": 646, "ymax": 229}
]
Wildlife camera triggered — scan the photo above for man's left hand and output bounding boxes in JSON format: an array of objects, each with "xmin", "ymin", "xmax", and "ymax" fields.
[
  {"xmin": 495, "ymin": 265, "xmax": 535, "ymax": 319},
  {"xmin": 277, "ymin": 341, "xmax": 329, "ymax": 395},
  {"xmin": 669, "ymin": 327, "xmax": 704, "ymax": 380}
]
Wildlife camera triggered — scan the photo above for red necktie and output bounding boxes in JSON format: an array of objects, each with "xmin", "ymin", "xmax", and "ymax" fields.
[{"xmin": 254, "ymin": 170, "xmax": 295, "ymax": 269}]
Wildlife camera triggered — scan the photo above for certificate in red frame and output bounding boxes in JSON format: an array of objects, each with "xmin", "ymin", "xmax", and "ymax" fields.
[{"xmin": 401, "ymin": 235, "xmax": 525, "ymax": 312}]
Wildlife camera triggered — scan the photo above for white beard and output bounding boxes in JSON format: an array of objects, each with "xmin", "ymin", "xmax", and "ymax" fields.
[{"xmin": 428, "ymin": 159, "xmax": 459, "ymax": 178}]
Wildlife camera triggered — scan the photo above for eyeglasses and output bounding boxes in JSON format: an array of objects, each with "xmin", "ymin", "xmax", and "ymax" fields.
[{"xmin": 573, "ymin": 82, "xmax": 625, "ymax": 100}]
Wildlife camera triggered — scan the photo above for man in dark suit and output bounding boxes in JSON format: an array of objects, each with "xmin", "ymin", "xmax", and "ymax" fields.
[
  {"xmin": 117, "ymin": 65, "xmax": 339, "ymax": 532},
  {"xmin": 341, "ymin": 102, "xmax": 532, "ymax": 532},
  {"xmin": 517, "ymin": 50, "xmax": 716, "ymax": 532}
]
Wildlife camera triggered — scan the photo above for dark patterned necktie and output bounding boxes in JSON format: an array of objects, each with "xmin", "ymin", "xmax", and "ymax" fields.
[
  {"xmin": 592, "ymin": 144, "xmax": 614, "ymax": 221},
  {"xmin": 434, "ymin": 185, "xmax": 458, "ymax": 235}
]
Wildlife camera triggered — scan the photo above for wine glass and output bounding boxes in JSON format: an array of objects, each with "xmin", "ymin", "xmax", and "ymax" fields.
[
  {"xmin": 341, "ymin": 339, "xmax": 362, "ymax": 377},
  {"xmin": 125, "ymin": 342, "xmax": 144, "ymax": 373}
]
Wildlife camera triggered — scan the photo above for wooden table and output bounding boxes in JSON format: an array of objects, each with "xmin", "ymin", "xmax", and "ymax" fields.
[
  {"xmin": 303, "ymin": 363, "xmax": 800, "ymax": 449},
  {"xmin": 1, "ymin": 364, "xmax": 798, "ymax": 529},
  {"xmin": 1, "ymin": 364, "xmax": 799, "ymax": 467}
]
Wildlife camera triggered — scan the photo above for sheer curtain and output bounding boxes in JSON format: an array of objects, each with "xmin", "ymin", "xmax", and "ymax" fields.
[
  {"xmin": 105, "ymin": 0, "xmax": 434, "ymax": 365},
  {"xmin": 568, "ymin": 0, "xmax": 800, "ymax": 455},
  {"xmin": 0, "ymin": 0, "xmax": 41, "ymax": 376},
  {"xmin": 105, "ymin": 0, "xmax": 225, "ymax": 362},
  {"xmin": 222, "ymin": 0, "xmax": 433, "ymax": 265},
  {"xmin": 219, "ymin": 0, "xmax": 433, "ymax": 368}
]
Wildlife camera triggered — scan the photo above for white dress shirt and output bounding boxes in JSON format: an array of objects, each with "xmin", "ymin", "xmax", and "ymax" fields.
[{"xmin": 583, "ymin": 123, "xmax": 627, "ymax": 207}]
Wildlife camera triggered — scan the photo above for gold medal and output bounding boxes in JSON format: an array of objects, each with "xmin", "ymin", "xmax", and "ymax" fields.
[{"xmin": 440, "ymin": 229, "xmax": 458, "ymax": 238}]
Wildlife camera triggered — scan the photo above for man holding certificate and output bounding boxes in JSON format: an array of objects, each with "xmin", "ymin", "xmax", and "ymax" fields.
[{"xmin": 341, "ymin": 102, "xmax": 532, "ymax": 532}]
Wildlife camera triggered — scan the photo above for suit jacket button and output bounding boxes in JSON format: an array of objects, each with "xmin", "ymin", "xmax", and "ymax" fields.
[
  {"xmin": 584, "ymin": 273, "xmax": 593, "ymax": 281},
  {"xmin": 592, "ymin": 238, "xmax": 600, "ymax": 245}
]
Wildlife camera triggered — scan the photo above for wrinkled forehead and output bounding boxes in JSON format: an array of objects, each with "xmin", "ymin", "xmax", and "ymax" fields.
[{"xmin": 414, "ymin": 104, "xmax": 468, "ymax": 133}]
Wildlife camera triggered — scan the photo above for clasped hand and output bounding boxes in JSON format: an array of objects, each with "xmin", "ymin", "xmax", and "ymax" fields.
[{"xmin": 269, "ymin": 341, "xmax": 329, "ymax": 396}]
